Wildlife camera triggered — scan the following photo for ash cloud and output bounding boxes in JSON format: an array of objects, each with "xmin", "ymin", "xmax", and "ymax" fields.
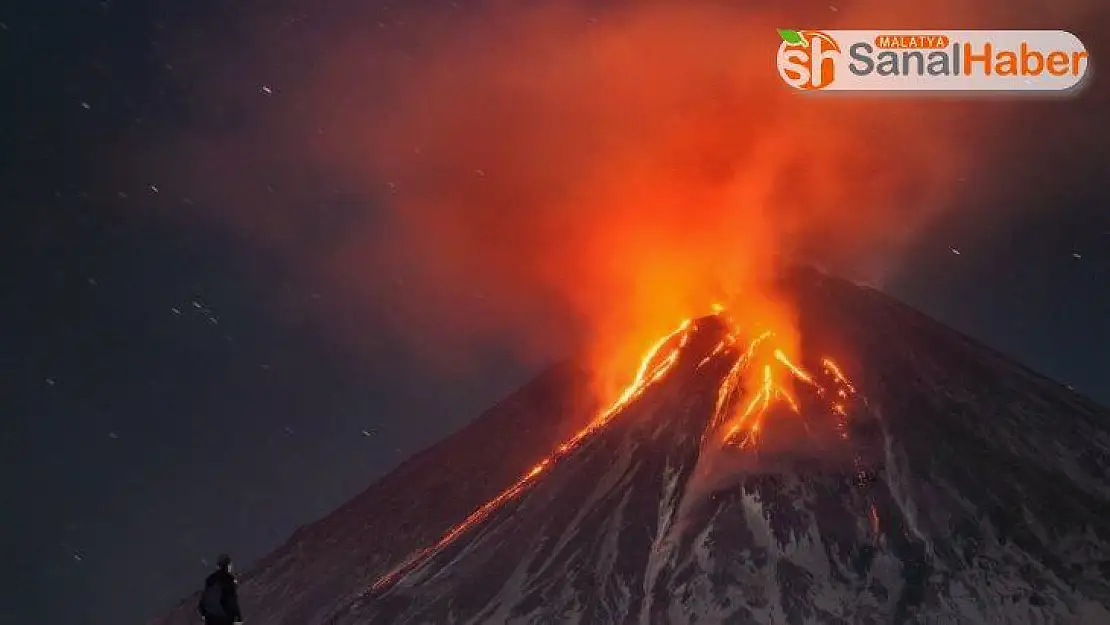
[{"xmin": 153, "ymin": 0, "xmax": 1109, "ymax": 383}]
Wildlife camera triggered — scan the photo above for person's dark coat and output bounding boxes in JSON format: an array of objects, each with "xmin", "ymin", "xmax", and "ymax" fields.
[{"xmin": 197, "ymin": 568, "xmax": 242, "ymax": 624}]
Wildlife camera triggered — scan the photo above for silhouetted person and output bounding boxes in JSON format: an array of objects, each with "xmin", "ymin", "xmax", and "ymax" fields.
[{"xmin": 197, "ymin": 554, "xmax": 243, "ymax": 625}]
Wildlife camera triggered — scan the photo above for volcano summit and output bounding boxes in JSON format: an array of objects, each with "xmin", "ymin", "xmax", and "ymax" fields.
[{"xmin": 153, "ymin": 268, "xmax": 1110, "ymax": 625}]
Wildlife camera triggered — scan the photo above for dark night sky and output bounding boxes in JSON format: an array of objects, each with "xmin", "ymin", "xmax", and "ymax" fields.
[{"xmin": 1, "ymin": 2, "xmax": 1107, "ymax": 625}]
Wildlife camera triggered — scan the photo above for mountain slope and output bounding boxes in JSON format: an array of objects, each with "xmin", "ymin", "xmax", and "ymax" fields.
[
  {"xmin": 152, "ymin": 269, "xmax": 1110, "ymax": 625},
  {"xmin": 151, "ymin": 361, "xmax": 597, "ymax": 624}
]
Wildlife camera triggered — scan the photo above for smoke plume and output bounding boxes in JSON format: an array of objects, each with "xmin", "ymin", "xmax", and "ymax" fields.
[{"xmin": 157, "ymin": 0, "xmax": 1107, "ymax": 398}]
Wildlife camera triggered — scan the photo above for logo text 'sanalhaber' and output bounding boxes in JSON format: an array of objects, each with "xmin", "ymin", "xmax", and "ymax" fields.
[{"xmin": 775, "ymin": 29, "xmax": 1090, "ymax": 93}]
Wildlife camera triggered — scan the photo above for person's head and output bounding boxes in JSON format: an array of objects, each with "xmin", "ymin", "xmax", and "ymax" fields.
[{"xmin": 217, "ymin": 554, "xmax": 233, "ymax": 572}]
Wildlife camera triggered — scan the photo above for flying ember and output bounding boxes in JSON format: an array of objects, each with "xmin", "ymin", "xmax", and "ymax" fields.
[{"xmin": 370, "ymin": 309, "xmax": 859, "ymax": 593}]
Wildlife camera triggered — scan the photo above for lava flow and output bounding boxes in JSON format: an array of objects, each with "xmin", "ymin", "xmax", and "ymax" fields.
[
  {"xmin": 371, "ymin": 319, "xmax": 695, "ymax": 592},
  {"xmin": 370, "ymin": 310, "xmax": 860, "ymax": 593},
  {"xmin": 708, "ymin": 336, "xmax": 860, "ymax": 451}
]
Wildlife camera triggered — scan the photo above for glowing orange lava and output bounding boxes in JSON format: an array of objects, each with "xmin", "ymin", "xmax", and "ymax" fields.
[
  {"xmin": 557, "ymin": 320, "xmax": 693, "ymax": 454},
  {"xmin": 372, "ymin": 318, "xmax": 695, "ymax": 592},
  {"xmin": 714, "ymin": 341, "xmax": 858, "ymax": 451},
  {"xmin": 371, "ymin": 310, "xmax": 860, "ymax": 593}
]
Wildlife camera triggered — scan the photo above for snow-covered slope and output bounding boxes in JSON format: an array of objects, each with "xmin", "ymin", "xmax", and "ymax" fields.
[{"xmin": 152, "ymin": 269, "xmax": 1110, "ymax": 625}]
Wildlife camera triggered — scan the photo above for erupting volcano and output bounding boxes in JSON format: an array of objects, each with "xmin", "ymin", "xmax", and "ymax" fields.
[
  {"xmin": 152, "ymin": 268, "xmax": 1110, "ymax": 625},
  {"xmin": 370, "ymin": 309, "xmax": 867, "ymax": 595}
]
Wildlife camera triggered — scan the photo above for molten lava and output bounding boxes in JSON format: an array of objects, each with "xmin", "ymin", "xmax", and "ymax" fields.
[
  {"xmin": 714, "ymin": 340, "xmax": 859, "ymax": 450},
  {"xmin": 371, "ymin": 310, "xmax": 861, "ymax": 593},
  {"xmin": 371, "ymin": 319, "xmax": 694, "ymax": 592}
]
